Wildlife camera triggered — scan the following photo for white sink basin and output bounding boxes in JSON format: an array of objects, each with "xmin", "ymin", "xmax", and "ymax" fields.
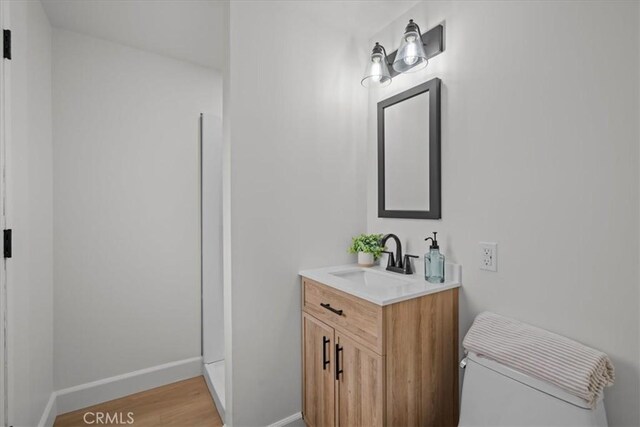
[
  {"xmin": 330, "ymin": 269, "xmax": 411, "ymax": 287},
  {"xmin": 300, "ymin": 263, "xmax": 461, "ymax": 306}
]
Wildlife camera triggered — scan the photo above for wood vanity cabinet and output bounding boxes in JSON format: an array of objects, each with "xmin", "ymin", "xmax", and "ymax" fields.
[{"xmin": 301, "ymin": 277, "xmax": 459, "ymax": 427}]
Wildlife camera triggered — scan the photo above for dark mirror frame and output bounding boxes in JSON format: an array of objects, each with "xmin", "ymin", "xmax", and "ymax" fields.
[{"xmin": 377, "ymin": 78, "xmax": 441, "ymax": 219}]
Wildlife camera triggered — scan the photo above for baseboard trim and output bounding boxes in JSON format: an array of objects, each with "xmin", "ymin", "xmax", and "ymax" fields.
[
  {"xmin": 268, "ymin": 412, "xmax": 302, "ymax": 427},
  {"xmin": 55, "ymin": 356, "xmax": 203, "ymax": 415},
  {"xmin": 37, "ymin": 392, "xmax": 57, "ymax": 427},
  {"xmin": 203, "ymin": 363, "xmax": 225, "ymax": 420}
]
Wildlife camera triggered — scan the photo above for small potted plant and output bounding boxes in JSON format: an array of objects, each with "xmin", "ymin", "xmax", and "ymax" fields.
[{"xmin": 348, "ymin": 233, "xmax": 385, "ymax": 267}]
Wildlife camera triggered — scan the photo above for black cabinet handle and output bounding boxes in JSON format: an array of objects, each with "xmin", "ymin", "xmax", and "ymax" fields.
[
  {"xmin": 320, "ymin": 303, "xmax": 343, "ymax": 316},
  {"xmin": 322, "ymin": 336, "xmax": 330, "ymax": 370},
  {"xmin": 335, "ymin": 344, "xmax": 343, "ymax": 380}
]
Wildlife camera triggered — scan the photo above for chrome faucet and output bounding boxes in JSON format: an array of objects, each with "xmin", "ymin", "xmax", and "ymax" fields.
[{"xmin": 380, "ymin": 233, "xmax": 418, "ymax": 275}]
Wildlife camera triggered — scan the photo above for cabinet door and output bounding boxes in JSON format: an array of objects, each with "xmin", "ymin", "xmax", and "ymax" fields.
[
  {"xmin": 336, "ymin": 332, "xmax": 384, "ymax": 427},
  {"xmin": 303, "ymin": 314, "xmax": 335, "ymax": 427}
]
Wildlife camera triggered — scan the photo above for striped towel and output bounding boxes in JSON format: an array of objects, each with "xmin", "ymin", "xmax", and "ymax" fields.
[{"xmin": 463, "ymin": 312, "xmax": 614, "ymax": 408}]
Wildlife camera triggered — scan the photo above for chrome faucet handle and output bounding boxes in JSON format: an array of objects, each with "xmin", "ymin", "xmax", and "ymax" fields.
[{"xmin": 403, "ymin": 254, "xmax": 419, "ymax": 274}]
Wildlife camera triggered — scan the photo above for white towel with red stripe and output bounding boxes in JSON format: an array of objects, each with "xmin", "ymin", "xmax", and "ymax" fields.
[{"xmin": 463, "ymin": 312, "xmax": 614, "ymax": 408}]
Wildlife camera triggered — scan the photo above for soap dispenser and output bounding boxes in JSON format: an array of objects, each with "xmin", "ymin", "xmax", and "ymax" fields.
[{"xmin": 424, "ymin": 232, "xmax": 445, "ymax": 283}]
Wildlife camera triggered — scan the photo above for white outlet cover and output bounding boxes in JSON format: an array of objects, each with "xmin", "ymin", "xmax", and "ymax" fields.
[{"xmin": 479, "ymin": 242, "xmax": 497, "ymax": 272}]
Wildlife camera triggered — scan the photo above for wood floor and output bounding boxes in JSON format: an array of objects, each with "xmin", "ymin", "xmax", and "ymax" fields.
[{"xmin": 54, "ymin": 376, "xmax": 223, "ymax": 427}]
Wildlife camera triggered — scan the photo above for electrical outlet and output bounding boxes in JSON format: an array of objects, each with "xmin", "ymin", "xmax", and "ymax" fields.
[{"xmin": 479, "ymin": 242, "xmax": 497, "ymax": 272}]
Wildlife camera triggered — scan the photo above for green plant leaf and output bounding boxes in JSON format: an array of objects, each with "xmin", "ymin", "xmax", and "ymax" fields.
[{"xmin": 347, "ymin": 233, "xmax": 385, "ymax": 260}]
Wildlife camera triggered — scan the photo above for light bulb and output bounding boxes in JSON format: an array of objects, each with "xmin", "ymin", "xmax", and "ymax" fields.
[
  {"xmin": 370, "ymin": 55, "xmax": 382, "ymax": 81},
  {"xmin": 403, "ymin": 34, "xmax": 419, "ymax": 65}
]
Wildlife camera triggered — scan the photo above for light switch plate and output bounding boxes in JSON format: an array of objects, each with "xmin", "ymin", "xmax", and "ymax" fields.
[{"xmin": 479, "ymin": 242, "xmax": 497, "ymax": 272}]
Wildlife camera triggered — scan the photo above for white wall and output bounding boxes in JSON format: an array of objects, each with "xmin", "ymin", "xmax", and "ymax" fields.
[
  {"xmin": 366, "ymin": 2, "xmax": 640, "ymax": 426},
  {"xmin": 7, "ymin": 0, "xmax": 54, "ymax": 425},
  {"xmin": 202, "ymin": 113, "xmax": 224, "ymax": 364},
  {"xmin": 52, "ymin": 29, "xmax": 221, "ymax": 389},
  {"xmin": 227, "ymin": 2, "xmax": 367, "ymax": 424}
]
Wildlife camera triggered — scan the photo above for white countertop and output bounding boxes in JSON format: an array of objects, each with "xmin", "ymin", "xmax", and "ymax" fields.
[{"xmin": 299, "ymin": 262, "xmax": 461, "ymax": 306}]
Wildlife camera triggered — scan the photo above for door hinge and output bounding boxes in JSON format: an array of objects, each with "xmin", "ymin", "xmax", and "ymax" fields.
[
  {"xmin": 3, "ymin": 29, "xmax": 11, "ymax": 60},
  {"xmin": 3, "ymin": 229, "xmax": 11, "ymax": 258}
]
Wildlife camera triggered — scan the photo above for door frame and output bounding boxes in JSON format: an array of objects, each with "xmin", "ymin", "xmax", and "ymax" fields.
[{"xmin": 0, "ymin": 1, "xmax": 10, "ymax": 426}]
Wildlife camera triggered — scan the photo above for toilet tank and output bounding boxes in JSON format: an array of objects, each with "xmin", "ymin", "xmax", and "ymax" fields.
[{"xmin": 459, "ymin": 352, "xmax": 608, "ymax": 427}]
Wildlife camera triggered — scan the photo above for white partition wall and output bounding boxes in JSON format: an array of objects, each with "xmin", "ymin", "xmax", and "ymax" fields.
[
  {"xmin": 202, "ymin": 113, "xmax": 225, "ymax": 417},
  {"xmin": 202, "ymin": 112, "xmax": 225, "ymax": 418},
  {"xmin": 202, "ymin": 113, "xmax": 224, "ymax": 365}
]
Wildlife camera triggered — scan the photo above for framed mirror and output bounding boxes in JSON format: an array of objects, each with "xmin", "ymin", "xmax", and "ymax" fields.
[{"xmin": 377, "ymin": 78, "xmax": 441, "ymax": 219}]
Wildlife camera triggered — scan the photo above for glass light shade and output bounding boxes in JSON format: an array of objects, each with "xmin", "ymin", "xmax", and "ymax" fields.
[
  {"xmin": 361, "ymin": 44, "xmax": 392, "ymax": 88},
  {"xmin": 393, "ymin": 22, "xmax": 428, "ymax": 73}
]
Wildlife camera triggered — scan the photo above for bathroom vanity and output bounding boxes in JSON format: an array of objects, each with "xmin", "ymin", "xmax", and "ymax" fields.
[{"xmin": 299, "ymin": 264, "xmax": 461, "ymax": 427}]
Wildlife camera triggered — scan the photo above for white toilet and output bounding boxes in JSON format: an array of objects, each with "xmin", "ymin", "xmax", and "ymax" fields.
[{"xmin": 459, "ymin": 351, "xmax": 608, "ymax": 427}]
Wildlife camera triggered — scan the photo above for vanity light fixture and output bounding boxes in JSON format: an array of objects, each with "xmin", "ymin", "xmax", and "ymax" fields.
[
  {"xmin": 361, "ymin": 20, "xmax": 444, "ymax": 88},
  {"xmin": 393, "ymin": 19, "xmax": 428, "ymax": 73},
  {"xmin": 361, "ymin": 42, "xmax": 392, "ymax": 88}
]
